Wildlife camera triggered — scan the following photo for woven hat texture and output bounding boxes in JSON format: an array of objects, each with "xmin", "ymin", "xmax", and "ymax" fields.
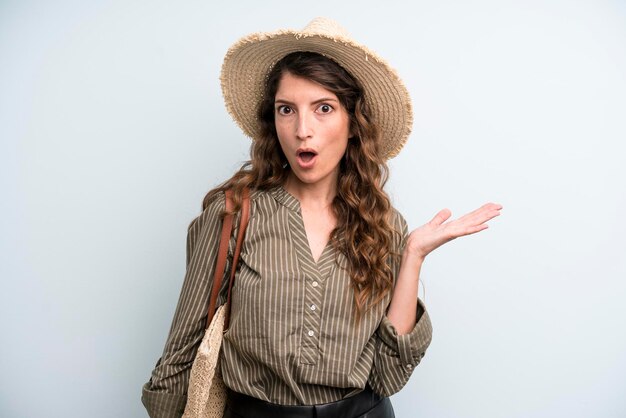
[{"xmin": 220, "ymin": 17, "xmax": 413, "ymax": 160}]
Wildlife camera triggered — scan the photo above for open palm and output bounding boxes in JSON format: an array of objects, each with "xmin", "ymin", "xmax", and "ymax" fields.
[{"xmin": 406, "ymin": 202, "xmax": 503, "ymax": 260}]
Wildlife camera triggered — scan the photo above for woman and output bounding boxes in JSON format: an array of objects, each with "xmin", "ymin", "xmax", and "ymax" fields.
[{"xmin": 142, "ymin": 17, "xmax": 502, "ymax": 418}]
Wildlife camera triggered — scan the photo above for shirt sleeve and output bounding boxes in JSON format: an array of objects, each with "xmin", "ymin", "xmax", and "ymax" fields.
[
  {"xmin": 141, "ymin": 192, "xmax": 231, "ymax": 418},
  {"xmin": 368, "ymin": 210, "xmax": 433, "ymax": 397}
]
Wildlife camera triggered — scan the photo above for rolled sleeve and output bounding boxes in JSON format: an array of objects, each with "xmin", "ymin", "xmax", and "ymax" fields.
[
  {"xmin": 369, "ymin": 298, "xmax": 433, "ymax": 396},
  {"xmin": 376, "ymin": 298, "xmax": 433, "ymax": 370},
  {"xmin": 141, "ymin": 381, "xmax": 186, "ymax": 418}
]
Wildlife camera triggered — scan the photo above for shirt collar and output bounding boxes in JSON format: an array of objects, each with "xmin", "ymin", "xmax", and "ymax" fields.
[{"xmin": 269, "ymin": 184, "xmax": 301, "ymax": 213}]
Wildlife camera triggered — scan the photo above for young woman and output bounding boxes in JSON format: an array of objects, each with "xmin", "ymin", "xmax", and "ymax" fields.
[{"xmin": 142, "ymin": 17, "xmax": 502, "ymax": 418}]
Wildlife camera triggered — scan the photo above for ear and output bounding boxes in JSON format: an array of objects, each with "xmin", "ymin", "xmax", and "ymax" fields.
[{"xmin": 349, "ymin": 124, "xmax": 358, "ymax": 139}]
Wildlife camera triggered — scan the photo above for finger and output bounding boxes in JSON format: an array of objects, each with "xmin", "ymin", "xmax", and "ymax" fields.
[
  {"xmin": 458, "ymin": 204, "xmax": 502, "ymax": 226},
  {"xmin": 473, "ymin": 209, "xmax": 501, "ymax": 225},
  {"xmin": 449, "ymin": 209, "xmax": 500, "ymax": 236},
  {"xmin": 481, "ymin": 202, "xmax": 502, "ymax": 210},
  {"xmin": 464, "ymin": 223, "xmax": 489, "ymax": 236},
  {"xmin": 461, "ymin": 203, "xmax": 502, "ymax": 219},
  {"xmin": 430, "ymin": 208, "xmax": 452, "ymax": 227}
]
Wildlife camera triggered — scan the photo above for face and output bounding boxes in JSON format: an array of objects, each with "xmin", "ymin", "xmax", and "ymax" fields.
[{"xmin": 274, "ymin": 72, "xmax": 351, "ymax": 193}]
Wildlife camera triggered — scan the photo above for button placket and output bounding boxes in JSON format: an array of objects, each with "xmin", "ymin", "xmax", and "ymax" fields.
[
  {"xmin": 284, "ymin": 205, "xmax": 336, "ymax": 366},
  {"xmin": 301, "ymin": 275, "xmax": 323, "ymax": 364}
]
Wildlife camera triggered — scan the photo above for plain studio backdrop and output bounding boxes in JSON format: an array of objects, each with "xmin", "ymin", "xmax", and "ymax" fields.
[{"xmin": 1, "ymin": 0, "xmax": 625, "ymax": 417}]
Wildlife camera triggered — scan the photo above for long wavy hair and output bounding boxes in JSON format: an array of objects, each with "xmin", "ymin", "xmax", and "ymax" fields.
[{"xmin": 202, "ymin": 51, "xmax": 400, "ymax": 321}]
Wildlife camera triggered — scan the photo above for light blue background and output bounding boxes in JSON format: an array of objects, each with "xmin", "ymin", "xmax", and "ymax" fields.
[{"xmin": 2, "ymin": 0, "xmax": 625, "ymax": 417}]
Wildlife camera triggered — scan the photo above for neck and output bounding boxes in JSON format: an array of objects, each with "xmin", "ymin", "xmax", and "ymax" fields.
[{"xmin": 283, "ymin": 171, "xmax": 337, "ymax": 209}]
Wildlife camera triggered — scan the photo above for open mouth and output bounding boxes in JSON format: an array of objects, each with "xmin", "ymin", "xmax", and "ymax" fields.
[
  {"xmin": 298, "ymin": 151, "xmax": 316, "ymax": 162},
  {"xmin": 296, "ymin": 149, "xmax": 318, "ymax": 168}
]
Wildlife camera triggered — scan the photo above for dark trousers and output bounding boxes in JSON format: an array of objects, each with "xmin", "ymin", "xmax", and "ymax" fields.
[{"xmin": 224, "ymin": 386, "xmax": 395, "ymax": 418}]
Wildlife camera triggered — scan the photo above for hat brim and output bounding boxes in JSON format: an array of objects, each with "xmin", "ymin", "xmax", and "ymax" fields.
[{"xmin": 220, "ymin": 29, "xmax": 412, "ymax": 160}]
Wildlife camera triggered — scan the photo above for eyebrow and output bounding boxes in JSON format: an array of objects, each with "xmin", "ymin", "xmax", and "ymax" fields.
[{"xmin": 274, "ymin": 97, "xmax": 339, "ymax": 106}]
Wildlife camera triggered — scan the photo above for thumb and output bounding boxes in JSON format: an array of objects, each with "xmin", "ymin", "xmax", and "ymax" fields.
[{"xmin": 430, "ymin": 208, "xmax": 452, "ymax": 227}]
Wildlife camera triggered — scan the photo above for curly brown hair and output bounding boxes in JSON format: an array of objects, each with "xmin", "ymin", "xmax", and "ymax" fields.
[{"xmin": 202, "ymin": 51, "xmax": 401, "ymax": 321}]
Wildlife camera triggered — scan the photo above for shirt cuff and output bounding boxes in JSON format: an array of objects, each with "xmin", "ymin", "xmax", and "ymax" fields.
[
  {"xmin": 141, "ymin": 382, "xmax": 187, "ymax": 417},
  {"xmin": 376, "ymin": 298, "xmax": 433, "ymax": 369}
]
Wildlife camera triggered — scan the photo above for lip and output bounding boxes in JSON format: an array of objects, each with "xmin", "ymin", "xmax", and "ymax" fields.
[{"xmin": 296, "ymin": 148, "xmax": 318, "ymax": 169}]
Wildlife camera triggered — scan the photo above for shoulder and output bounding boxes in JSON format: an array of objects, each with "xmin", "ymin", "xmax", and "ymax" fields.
[
  {"xmin": 188, "ymin": 191, "xmax": 227, "ymax": 234},
  {"xmin": 247, "ymin": 186, "xmax": 283, "ymax": 220},
  {"xmin": 193, "ymin": 187, "xmax": 277, "ymax": 228},
  {"xmin": 248, "ymin": 187, "xmax": 271, "ymax": 205},
  {"xmin": 389, "ymin": 206, "xmax": 408, "ymax": 235},
  {"xmin": 188, "ymin": 186, "xmax": 284, "ymax": 237},
  {"xmin": 388, "ymin": 206, "xmax": 409, "ymax": 251}
]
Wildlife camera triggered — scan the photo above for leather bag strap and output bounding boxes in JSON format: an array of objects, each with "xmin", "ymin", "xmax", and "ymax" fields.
[{"xmin": 205, "ymin": 187, "xmax": 250, "ymax": 329}]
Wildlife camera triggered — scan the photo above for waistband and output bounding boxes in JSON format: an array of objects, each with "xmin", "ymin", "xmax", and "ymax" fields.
[{"xmin": 225, "ymin": 386, "xmax": 385, "ymax": 418}]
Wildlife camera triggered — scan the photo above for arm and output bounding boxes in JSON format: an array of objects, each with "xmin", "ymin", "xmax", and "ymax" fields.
[
  {"xmin": 368, "ymin": 202, "xmax": 502, "ymax": 396},
  {"xmin": 367, "ymin": 212, "xmax": 433, "ymax": 397},
  {"xmin": 386, "ymin": 201, "xmax": 502, "ymax": 334},
  {"xmin": 141, "ymin": 193, "xmax": 231, "ymax": 418}
]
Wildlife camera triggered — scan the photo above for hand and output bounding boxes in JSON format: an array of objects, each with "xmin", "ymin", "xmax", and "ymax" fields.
[{"xmin": 405, "ymin": 202, "xmax": 503, "ymax": 260}]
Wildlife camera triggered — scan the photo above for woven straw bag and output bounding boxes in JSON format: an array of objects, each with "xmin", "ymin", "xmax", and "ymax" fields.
[{"xmin": 182, "ymin": 188, "xmax": 250, "ymax": 418}]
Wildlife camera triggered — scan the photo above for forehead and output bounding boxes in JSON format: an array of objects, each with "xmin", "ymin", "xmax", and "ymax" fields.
[{"xmin": 274, "ymin": 72, "xmax": 338, "ymax": 101}]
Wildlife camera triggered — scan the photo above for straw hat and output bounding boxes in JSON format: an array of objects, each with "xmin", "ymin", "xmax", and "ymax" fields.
[{"xmin": 220, "ymin": 17, "xmax": 413, "ymax": 160}]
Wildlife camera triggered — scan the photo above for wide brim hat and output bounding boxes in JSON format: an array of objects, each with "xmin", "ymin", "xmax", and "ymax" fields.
[{"xmin": 220, "ymin": 17, "xmax": 413, "ymax": 160}]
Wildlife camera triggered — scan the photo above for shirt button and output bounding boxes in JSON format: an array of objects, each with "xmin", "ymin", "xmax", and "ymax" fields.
[
  {"xmin": 312, "ymin": 281, "xmax": 318, "ymax": 287},
  {"xmin": 308, "ymin": 330, "xmax": 314, "ymax": 337},
  {"xmin": 310, "ymin": 304, "xmax": 317, "ymax": 311}
]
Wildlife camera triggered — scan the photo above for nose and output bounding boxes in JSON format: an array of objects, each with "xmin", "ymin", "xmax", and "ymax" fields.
[{"xmin": 295, "ymin": 111, "xmax": 313, "ymax": 140}]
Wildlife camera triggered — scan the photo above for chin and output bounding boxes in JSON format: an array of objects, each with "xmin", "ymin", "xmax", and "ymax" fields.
[
  {"xmin": 292, "ymin": 174, "xmax": 318, "ymax": 185},
  {"xmin": 289, "ymin": 170, "xmax": 320, "ymax": 185}
]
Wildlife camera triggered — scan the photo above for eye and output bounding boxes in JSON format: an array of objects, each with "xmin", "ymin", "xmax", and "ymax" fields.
[
  {"xmin": 276, "ymin": 105, "xmax": 293, "ymax": 115},
  {"xmin": 317, "ymin": 103, "xmax": 334, "ymax": 114}
]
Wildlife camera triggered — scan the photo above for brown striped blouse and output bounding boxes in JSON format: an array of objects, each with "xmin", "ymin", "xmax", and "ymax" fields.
[{"xmin": 142, "ymin": 185, "xmax": 433, "ymax": 416}]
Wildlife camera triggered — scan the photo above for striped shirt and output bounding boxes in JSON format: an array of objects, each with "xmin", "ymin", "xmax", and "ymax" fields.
[{"xmin": 142, "ymin": 185, "xmax": 433, "ymax": 416}]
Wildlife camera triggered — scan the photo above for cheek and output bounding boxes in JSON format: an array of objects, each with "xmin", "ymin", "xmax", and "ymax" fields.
[
  {"xmin": 328, "ymin": 117, "xmax": 351, "ymax": 150},
  {"xmin": 274, "ymin": 124, "xmax": 289, "ymax": 148},
  {"xmin": 274, "ymin": 125, "xmax": 283, "ymax": 142},
  {"xmin": 275, "ymin": 135, "xmax": 296, "ymax": 164},
  {"xmin": 333, "ymin": 111, "xmax": 351, "ymax": 136}
]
